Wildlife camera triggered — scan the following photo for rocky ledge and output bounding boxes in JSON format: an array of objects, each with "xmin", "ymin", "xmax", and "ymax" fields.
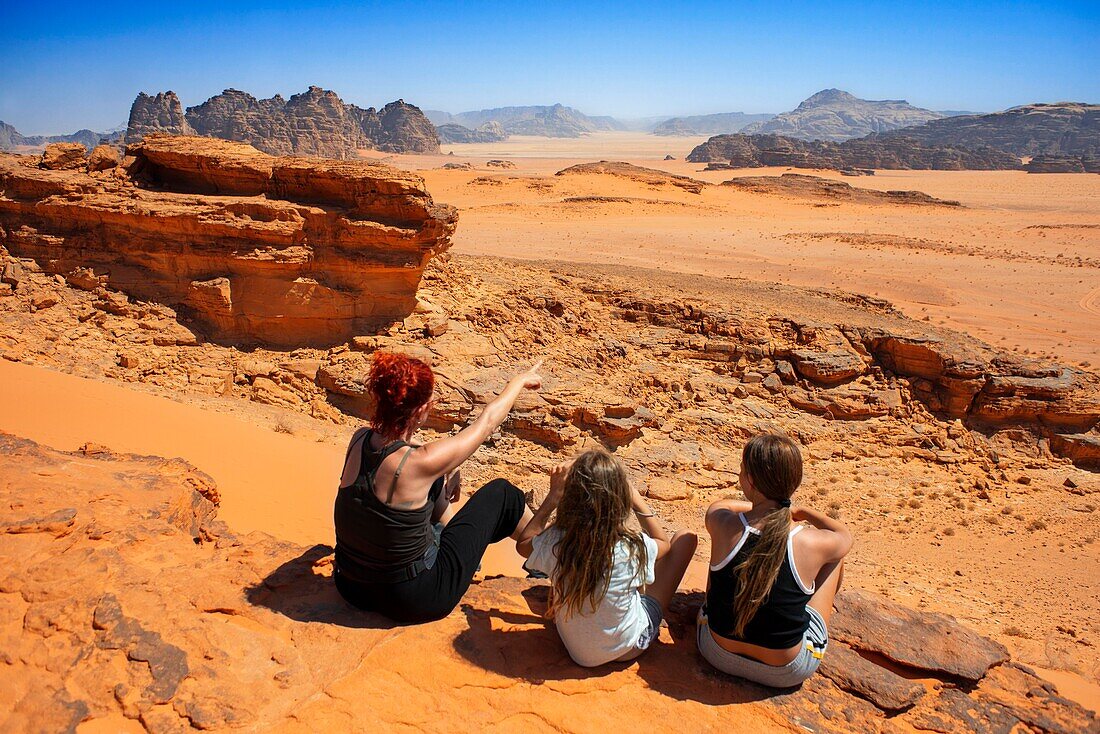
[
  {"xmin": 721, "ymin": 174, "xmax": 961, "ymax": 206},
  {"xmin": 1, "ymin": 431, "xmax": 1094, "ymax": 733},
  {"xmin": 0, "ymin": 136, "xmax": 457, "ymax": 347}
]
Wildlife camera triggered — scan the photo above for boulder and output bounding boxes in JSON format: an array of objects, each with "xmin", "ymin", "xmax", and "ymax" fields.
[
  {"xmin": 832, "ymin": 590, "xmax": 1009, "ymax": 681},
  {"xmin": 40, "ymin": 143, "xmax": 87, "ymax": 170},
  {"xmin": 789, "ymin": 348, "xmax": 866, "ymax": 385},
  {"xmin": 86, "ymin": 144, "xmax": 121, "ymax": 172}
]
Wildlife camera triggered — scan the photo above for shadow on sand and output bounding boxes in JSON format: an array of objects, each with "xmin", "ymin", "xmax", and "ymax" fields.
[
  {"xmin": 244, "ymin": 543, "xmax": 396, "ymax": 630},
  {"xmin": 452, "ymin": 585, "xmax": 786, "ymax": 705}
]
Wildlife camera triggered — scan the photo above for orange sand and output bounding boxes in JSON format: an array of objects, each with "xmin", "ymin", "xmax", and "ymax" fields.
[
  {"xmin": 0, "ymin": 359, "xmax": 527, "ymax": 576},
  {"xmin": 376, "ymin": 132, "xmax": 1099, "ymax": 366}
]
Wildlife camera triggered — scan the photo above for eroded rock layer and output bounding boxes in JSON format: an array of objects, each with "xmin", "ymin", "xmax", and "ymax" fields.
[
  {"xmin": 0, "ymin": 135, "xmax": 457, "ymax": 347},
  {"xmin": 1, "ymin": 431, "xmax": 1094, "ymax": 733}
]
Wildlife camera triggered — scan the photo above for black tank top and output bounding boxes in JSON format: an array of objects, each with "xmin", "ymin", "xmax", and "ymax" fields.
[
  {"xmin": 334, "ymin": 431, "xmax": 444, "ymax": 584},
  {"xmin": 706, "ymin": 513, "xmax": 815, "ymax": 649}
]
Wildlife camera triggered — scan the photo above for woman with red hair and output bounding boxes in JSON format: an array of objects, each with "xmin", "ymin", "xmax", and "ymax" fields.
[{"xmin": 334, "ymin": 351, "xmax": 542, "ymax": 623}]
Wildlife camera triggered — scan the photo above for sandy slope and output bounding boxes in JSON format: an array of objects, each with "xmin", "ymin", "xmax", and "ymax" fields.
[
  {"xmin": 376, "ymin": 132, "xmax": 1100, "ymax": 366},
  {"xmin": 0, "ymin": 359, "xmax": 530, "ymax": 578}
]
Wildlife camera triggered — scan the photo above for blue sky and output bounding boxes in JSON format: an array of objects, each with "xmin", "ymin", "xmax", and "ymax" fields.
[{"xmin": 2, "ymin": 1, "xmax": 1097, "ymax": 134}]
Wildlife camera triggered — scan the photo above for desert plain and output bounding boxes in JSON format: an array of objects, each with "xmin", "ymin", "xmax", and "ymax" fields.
[{"xmin": 1, "ymin": 130, "xmax": 1098, "ymax": 731}]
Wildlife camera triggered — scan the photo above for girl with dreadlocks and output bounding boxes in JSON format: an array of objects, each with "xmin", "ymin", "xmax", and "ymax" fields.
[
  {"xmin": 517, "ymin": 449, "xmax": 698, "ymax": 667},
  {"xmin": 697, "ymin": 433, "xmax": 852, "ymax": 687}
]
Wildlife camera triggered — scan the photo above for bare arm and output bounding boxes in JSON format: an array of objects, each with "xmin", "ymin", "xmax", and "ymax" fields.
[
  {"xmin": 516, "ymin": 461, "xmax": 569, "ymax": 558},
  {"xmin": 404, "ymin": 361, "xmax": 543, "ymax": 483},
  {"xmin": 791, "ymin": 505, "xmax": 853, "ymax": 562},
  {"xmin": 631, "ymin": 485, "xmax": 671, "ymax": 559}
]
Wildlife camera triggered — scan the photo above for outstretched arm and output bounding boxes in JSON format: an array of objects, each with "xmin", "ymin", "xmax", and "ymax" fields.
[
  {"xmin": 404, "ymin": 361, "xmax": 543, "ymax": 484},
  {"xmin": 516, "ymin": 461, "xmax": 570, "ymax": 558}
]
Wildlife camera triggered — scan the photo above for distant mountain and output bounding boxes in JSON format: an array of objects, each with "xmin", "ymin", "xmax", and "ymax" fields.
[
  {"xmin": 876, "ymin": 103, "xmax": 1100, "ymax": 157},
  {"xmin": 436, "ymin": 122, "xmax": 508, "ymax": 144},
  {"xmin": 126, "ymin": 87, "xmax": 439, "ymax": 157},
  {"xmin": 686, "ymin": 132, "xmax": 1019, "ymax": 171},
  {"xmin": 652, "ymin": 112, "xmax": 775, "ymax": 137},
  {"xmin": 741, "ymin": 89, "xmax": 944, "ymax": 142},
  {"xmin": 425, "ymin": 104, "xmax": 619, "ymax": 138},
  {"xmin": 0, "ymin": 120, "xmax": 121, "ymax": 151}
]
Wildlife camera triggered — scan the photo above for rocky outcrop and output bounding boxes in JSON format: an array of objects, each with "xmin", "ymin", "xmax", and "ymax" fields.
[
  {"xmin": 126, "ymin": 91, "xmax": 195, "ymax": 141},
  {"xmin": 722, "ymin": 174, "xmax": 961, "ymax": 206},
  {"xmin": 126, "ymin": 87, "xmax": 440, "ymax": 157},
  {"xmin": 436, "ymin": 121, "xmax": 508, "ymax": 144},
  {"xmin": 556, "ymin": 161, "xmax": 706, "ymax": 193},
  {"xmin": 687, "ymin": 133, "xmax": 1020, "ymax": 170},
  {"xmin": 427, "ymin": 104, "xmax": 618, "ymax": 138},
  {"xmin": 0, "ymin": 135, "xmax": 457, "ymax": 347},
  {"xmin": 1024, "ymin": 154, "xmax": 1098, "ymax": 173},
  {"xmin": 740, "ymin": 89, "xmax": 944, "ymax": 142},
  {"xmin": 878, "ymin": 102, "xmax": 1100, "ymax": 157},
  {"xmin": 652, "ymin": 112, "xmax": 774, "ymax": 136},
  {"xmin": 1, "ymin": 431, "xmax": 1094, "ymax": 733},
  {"xmin": 862, "ymin": 333, "xmax": 1100, "ymax": 431}
]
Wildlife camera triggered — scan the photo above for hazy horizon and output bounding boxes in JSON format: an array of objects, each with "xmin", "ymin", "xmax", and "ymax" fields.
[{"xmin": 3, "ymin": 0, "xmax": 1098, "ymax": 135}]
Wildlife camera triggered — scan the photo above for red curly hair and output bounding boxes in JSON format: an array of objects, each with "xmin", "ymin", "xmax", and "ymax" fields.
[{"xmin": 368, "ymin": 352, "xmax": 435, "ymax": 439}]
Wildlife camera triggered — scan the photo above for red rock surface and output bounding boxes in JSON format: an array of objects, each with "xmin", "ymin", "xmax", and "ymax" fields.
[
  {"xmin": 1, "ymin": 432, "xmax": 1094, "ymax": 733},
  {"xmin": 0, "ymin": 135, "xmax": 457, "ymax": 347}
]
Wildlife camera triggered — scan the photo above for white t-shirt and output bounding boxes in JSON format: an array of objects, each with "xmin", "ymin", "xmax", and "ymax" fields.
[{"xmin": 527, "ymin": 526, "xmax": 659, "ymax": 667}]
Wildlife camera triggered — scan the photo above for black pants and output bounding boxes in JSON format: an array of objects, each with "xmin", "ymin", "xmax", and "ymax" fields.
[{"xmin": 335, "ymin": 478, "xmax": 526, "ymax": 624}]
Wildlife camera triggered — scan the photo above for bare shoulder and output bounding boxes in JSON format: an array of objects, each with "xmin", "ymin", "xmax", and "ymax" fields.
[{"xmin": 795, "ymin": 522, "xmax": 852, "ymax": 559}]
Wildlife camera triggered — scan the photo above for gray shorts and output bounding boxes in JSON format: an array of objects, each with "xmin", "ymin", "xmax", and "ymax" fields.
[
  {"xmin": 616, "ymin": 594, "xmax": 663, "ymax": 661},
  {"xmin": 696, "ymin": 605, "xmax": 828, "ymax": 688}
]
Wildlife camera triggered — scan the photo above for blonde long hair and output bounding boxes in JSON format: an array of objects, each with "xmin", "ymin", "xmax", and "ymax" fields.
[
  {"xmin": 731, "ymin": 434, "xmax": 803, "ymax": 637},
  {"xmin": 547, "ymin": 450, "xmax": 648, "ymax": 620}
]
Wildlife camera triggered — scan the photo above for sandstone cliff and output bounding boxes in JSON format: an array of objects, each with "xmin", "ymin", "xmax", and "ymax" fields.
[
  {"xmin": 126, "ymin": 87, "xmax": 440, "ymax": 157},
  {"xmin": 1, "ymin": 430, "xmax": 1094, "ymax": 733},
  {"xmin": 686, "ymin": 133, "xmax": 1020, "ymax": 170},
  {"xmin": 0, "ymin": 135, "xmax": 457, "ymax": 346},
  {"xmin": 877, "ymin": 103, "xmax": 1100, "ymax": 157},
  {"xmin": 740, "ymin": 89, "xmax": 944, "ymax": 142}
]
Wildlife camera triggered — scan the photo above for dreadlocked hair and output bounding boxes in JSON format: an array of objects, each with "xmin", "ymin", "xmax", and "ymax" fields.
[
  {"xmin": 730, "ymin": 433, "xmax": 803, "ymax": 638},
  {"xmin": 546, "ymin": 450, "xmax": 649, "ymax": 620}
]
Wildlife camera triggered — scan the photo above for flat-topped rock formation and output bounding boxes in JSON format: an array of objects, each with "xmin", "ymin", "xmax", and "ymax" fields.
[
  {"xmin": 556, "ymin": 161, "xmax": 707, "ymax": 193},
  {"xmin": 652, "ymin": 112, "xmax": 775, "ymax": 136},
  {"xmin": 0, "ymin": 135, "xmax": 457, "ymax": 346},
  {"xmin": 1, "ymin": 430, "xmax": 1094, "ymax": 733},
  {"xmin": 877, "ymin": 103, "xmax": 1100, "ymax": 157},
  {"xmin": 687, "ymin": 133, "xmax": 1020, "ymax": 170},
  {"xmin": 126, "ymin": 87, "xmax": 440, "ymax": 158},
  {"xmin": 721, "ymin": 174, "xmax": 962, "ymax": 207},
  {"xmin": 1024, "ymin": 154, "xmax": 1100, "ymax": 173},
  {"xmin": 436, "ymin": 121, "xmax": 508, "ymax": 144},
  {"xmin": 740, "ymin": 89, "xmax": 945, "ymax": 142}
]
